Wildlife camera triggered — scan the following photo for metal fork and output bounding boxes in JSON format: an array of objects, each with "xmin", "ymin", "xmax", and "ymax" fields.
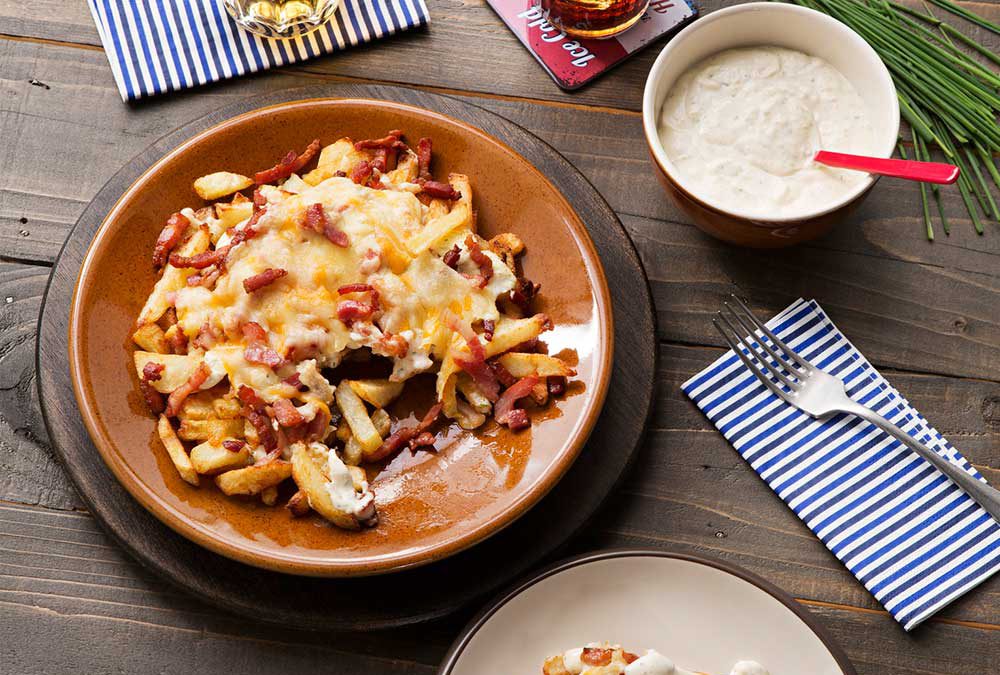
[{"xmin": 713, "ymin": 295, "xmax": 1000, "ymax": 522}]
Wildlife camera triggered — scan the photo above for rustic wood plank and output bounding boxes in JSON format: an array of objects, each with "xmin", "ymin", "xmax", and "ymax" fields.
[{"xmin": 0, "ymin": 0, "xmax": 996, "ymax": 111}]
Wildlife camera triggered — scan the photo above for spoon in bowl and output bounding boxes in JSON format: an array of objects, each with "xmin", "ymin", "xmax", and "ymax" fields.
[{"xmin": 814, "ymin": 150, "xmax": 960, "ymax": 184}]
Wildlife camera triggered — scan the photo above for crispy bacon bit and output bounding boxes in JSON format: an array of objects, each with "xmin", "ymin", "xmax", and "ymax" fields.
[
  {"xmin": 409, "ymin": 431, "xmax": 435, "ymax": 449},
  {"xmin": 350, "ymin": 160, "xmax": 374, "ymax": 186},
  {"xmin": 252, "ymin": 188, "xmax": 267, "ymax": 212},
  {"xmin": 420, "ymin": 180, "xmax": 461, "ymax": 200},
  {"xmin": 581, "ymin": 648, "xmax": 613, "ymax": 668},
  {"xmin": 505, "ymin": 408, "xmax": 530, "ymax": 430},
  {"xmin": 282, "ymin": 372, "xmax": 305, "ymax": 391},
  {"xmin": 548, "ymin": 376, "xmax": 567, "ymax": 396},
  {"xmin": 243, "ymin": 267, "xmax": 287, "ymax": 294},
  {"xmin": 465, "ymin": 235, "xmax": 493, "ymax": 287},
  {"xmin": 168, "ymin": 248, "xmax": 224, "ymax": 270},
  {"xmin": 337, "ymin": 283, "xmax": 375, "ymax": 295},
  {"xmin": 495, "ymin": 376, "xmax": 538, "ymax": 426},
  {"xmin": 372, "ymin": 147, "xmax": 388, "ymax": 173},
  {"xmin": 510, "ymin": 277, "xmax": 541, "ymax": 312},
  {"xmin": 335, "ymin": 170, "xmax": 347, "ymax": 178},
  {"xmin": 376, "ymin": 332, "xmax": 409, "ymax": 359},
  {"xmin": 254, "ymin": 138, "xmax": 321, "ymax": 185},
  {"xmin": 270, "ymin": 398, "xmax": 305, "ymax": 427},
  {"xmin": 168, "ymin": 327, "xmax": 188, "ymax": 355},
  {"xmin": 354, "ymin": 130, "xmax": 405, "ymax": 151},
  {"xmin": 242, "ymin": 322, "xmax": 284, "ymax": 368},
  {"xmin": 142, "ymin": 362, "xmax": 165, "ymax": 382},
  {"xmin": 489, "ymin": 359, "xmax": 517, "ymax": 388},
  {"xmin": 305, "ymin": 408, "xmax": 329, "ymax": 441},
  {"xmin": 192, "ymin": 322, "xmax": 219, "ymax": 350},
  {"xmin": 624, "ymin": 653, "xmax": 640, "ymax": 664},
  {"xmin": 300, "ymin": 202, "xmax": 349, "ymax": 247},
  {"xmin": 165, "ymin": 362, "xmax": 210, "ymax": 417},
  {"xmin": 223, "ymin": 439, "xmax": 246, "ymax": 452},
  {"xmin": 153, "ymin": 213, "xmax": 190, "ymax": 269},
  {"xmin": 442, "ymin": 245, "xmax": 461, "ymax": 270},
  {"xmin": 368, "ymin": 402, "xmax": 442, "ymax": 462},
  {"xmin": 416, "ymin": 137, "xmax": 432, "ymax": 181},
  {"xmin": 287, "ymin": 490, "xmax": 311, "ymax": 517},
  {"xmin": 336, "ymin": 300, "xmax": 376, "ymax": 323},
  {"xmin": 454, "ymin": 335, "xmax": 500, "ymax": 401},
  {"xmin": 481, "ymin": 319, "xmax": 495, "ymax": 342},
  {"xmin": 238, "ymin": 385, "xmax": 278, "ymax": 451}
]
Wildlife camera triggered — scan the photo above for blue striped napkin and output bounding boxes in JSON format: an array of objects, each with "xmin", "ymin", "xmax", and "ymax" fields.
[
  {"xmin": 682, "ymin": 298, "xmax": 1000, "ymax": 631},
  {"xmin": 87, "ymin": 0, "xmax": 430, "ymax": 101}
]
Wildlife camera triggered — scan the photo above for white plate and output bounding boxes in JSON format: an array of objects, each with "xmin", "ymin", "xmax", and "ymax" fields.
[{"xmin": 439, "ymin": 550, "xmax": 855, "ymax": 675}]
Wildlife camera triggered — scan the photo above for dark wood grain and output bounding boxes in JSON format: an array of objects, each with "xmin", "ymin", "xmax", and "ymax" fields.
[{"xmin": 35, "ymin": 82, "xmax": 657, "ymax": 631}]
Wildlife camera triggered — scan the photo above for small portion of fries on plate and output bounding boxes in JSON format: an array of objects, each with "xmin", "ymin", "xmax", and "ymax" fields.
[{"xmin": 131, "ymin": 129, "xmax": 576, "ymax": 530}]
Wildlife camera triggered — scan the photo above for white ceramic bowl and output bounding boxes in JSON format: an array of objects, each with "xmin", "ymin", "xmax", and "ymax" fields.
[{"xmin": 642, "ymin": 3, "xmax": 899, "ymax": 247}]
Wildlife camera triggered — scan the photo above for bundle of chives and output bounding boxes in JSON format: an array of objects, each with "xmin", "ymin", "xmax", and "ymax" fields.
[{"xmin": 782, "ymin": 0, "xmax": 1000, "ymax": 240}]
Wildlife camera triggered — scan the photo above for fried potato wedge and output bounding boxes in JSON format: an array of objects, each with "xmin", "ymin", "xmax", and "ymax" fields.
[
  {"xmin": 193, "ymin": 171, "xmax": 253, "ymax": 200},
  {"xmin": 406, "ymin": 174, "xmax": 473, "ymax": 253},
  {"xmin": 132, "ymin": 323, "xmax": 170, "ymax": 354},
  {"xmin": 485, "ymin": 314, "xmax": 551, "ymax": 358},
  {"xmin": 178, "ymin": 418, "xmax": 244, "ymax": 443},
  {"xmin": 290, "ymin": 443, "xmax": 362, "ymax": 530},
  {"xmin": 214, "ymin": 193, "xmax": 253, "ymax": 233},
  {"xmin": 178, "ymin": 391, "xmax": 218, "ymax": 420},
  {"xmin": 215, "ymin": 460, "xmax": 292, "ymax": 496},
  {"xmin": 133, "ymin": 352, "xmax": 202, "ymax": 393},
  {"xmin": 156, "ymin": 415, "xmax": 199, "ymax": 486},
  {"xmin": 335, "ymin": 383, "xmax": 382, "ymax": 453},
  {"xmin": 456, "ymin": 373, "xmax": 492, "ymax": 414},
  {"xmin": 347, "ymin": 379, "xmax": 404, "ymax": 409},
  {"xmin": 370, "ymin": 408, "xmax": 391, "ymax": 438},
  {"xmin": 190, "ymin": 439, "xmax": 250, "ymax": 475},
  {"xmin": 137, "ymin": 227, "xmax": 210, "ymax": 326},
  {"xmin": 497, "ymin": 353, "xmax": 575, "ymax": 378}
]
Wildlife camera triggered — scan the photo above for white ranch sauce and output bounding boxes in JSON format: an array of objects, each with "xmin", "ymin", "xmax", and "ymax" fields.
[{"xmin": 657, "ymin": 46, "xmax": 876, "ymax": 217}]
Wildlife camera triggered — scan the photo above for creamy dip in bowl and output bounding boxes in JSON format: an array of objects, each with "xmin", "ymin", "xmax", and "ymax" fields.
[
  {"xmin": 657, "ymin": 46, "xmax": 877, "ymax": 218},
  {"xmin": 641, "ymin": 3, "xmax": 899, "ymax": 247}
]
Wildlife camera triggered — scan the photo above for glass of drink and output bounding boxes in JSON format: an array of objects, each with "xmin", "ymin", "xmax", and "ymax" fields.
[
  {"xmin": 538, "ymin": 0, "xmax": 650, "ymax": 39},
  {"xmin": 223, "ymin": 0, "xmax": 340, "ymax": 39}
]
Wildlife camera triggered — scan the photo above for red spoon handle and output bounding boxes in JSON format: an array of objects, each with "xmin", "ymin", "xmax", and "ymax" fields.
[{"xmin": 814, "ymin": 150, "xmax": 960, "ymax": 185}]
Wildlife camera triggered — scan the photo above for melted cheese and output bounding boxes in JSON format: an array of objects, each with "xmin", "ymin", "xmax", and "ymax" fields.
[{"xmin": 172, "ymin": 175, "xmax": 513, "ymax": 401}]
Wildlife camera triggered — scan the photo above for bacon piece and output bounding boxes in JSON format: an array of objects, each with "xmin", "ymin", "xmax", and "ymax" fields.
[
  {"xmin": 300, "ymin": 203, "xmax": 349, "ymax": 247},
  {"xmin": 243, "ymin": 267, "xmax": 287, "ymax": 294},
  {"xmin": 305, "ymin": 409, "xmax": 329, "ymax": 441},
  {"xmin": 164, "ymin": 362, "xmax": 210, "ymax": 417},
  {"xmin": 454, "ymin": 335, "xmax": 500, "ymax": 402},
  {"xmin": 242, "ymin": 322, "xmax": 284, "ymax": 368},
  {"xmin": 442, "ymin": 244, "xmax": 460, "ymax": 270},
  {"xmin": 350, "ymin": 160, "xmax": 374, "ymax": 186},
  {"xmin": 416, "ymin": 137, "xmax": 432, "ymax": 181},
  {"xmin": 371, "ymin": 147, "xmax": 388, "ymax": 173},
  {"xmin": 354, "ymin": 130, "xmax": 405, "ymax": 150},
  {"xmin": 581, "ymin": 648, "xmax": 613, "ymax": 668},
  {"xmin": 142, "ymin": 362, "xmax": 165, "ymax": 382},
  {"xmin": 252, "ymin": 188, "xmax": 267, "ymax": 212},
  {"xmin": 420, "ymin": 180, "xmax": 461, "ymax": 200},
  {"xmin": 168, "ymin": 248, "xmax": 224, "ymax": 270},
  {"xmin": 153, "ymin": 213, "xmax": 190, "ymax": 269},
  {"xmin": 270, "ymin": 398, "xmax": 305, "ymax": 427},
  {"xmin": 192, "ymin": 322, "xmax": 219, "ymax": 350},
  {"xmin": 368, "ymin": 402, "xmax": 442, "ymax": 463},
  {"xmin": 376, "ymin": 332, "xmax": 409, "ymax": 359},
  {"xmin": 489, "ymin": 359, "xmax": 517, "ymax": 388},
  {"xmin": 223, "ymin": 439, "xmax": 246, "ymax": 453},
  {"xmin": 548, "ymin": 376, "xmax": 567, "ymax": 396},
  {"xmin": 409, "ymin": 432, "xmax": 435, "ymax": 449},
  {"xmin": 337, "ymin": 283, "xmax": 375, "ymax": 295},
  {"xmin": 624, "ymin": 653, "xmax": 640, "ymax": 664},
  {"xmin": 505, "ymin": 408, "xmax": 530, "ymax": 431},
  {"xmin": 282, "ymin": 372, "xmax": 304, "ymax": 390},
  {"xmin": 495, "ymin": 376, "xmax": 538, "ymax": 426},
  {"xmin": 139, "ymin": 362, "xmax": 166, "ymax": 415},
  {"xmin": 254, "ymin": 138, "xmax": 321, "ymax": 185},
  {"xmin": 509, "ymin": 277, "xmax": 541, "ymax": 312},
  {"xmin": 465, "ymin": 235, "xmax": 493, "ymax": 287},
  {"xmin": 336, "ymin": 300, "xmax": 376, "ymax": 323},
  {"xmin": 168, "ymin": 327, "xmax": 188, "ymax": 355},
  {"xmin": 481, "ymin": 319, "xmax": 495, "ymax": 342},
  {"xmin": 238, "ymin": 385, "xmax": 277, "ymax": 451}
]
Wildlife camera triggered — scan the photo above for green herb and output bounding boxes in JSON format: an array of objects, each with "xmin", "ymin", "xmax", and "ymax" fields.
[{"xmin": 782, "ymin": 0, "xmax": 1000, "ymax": 239}]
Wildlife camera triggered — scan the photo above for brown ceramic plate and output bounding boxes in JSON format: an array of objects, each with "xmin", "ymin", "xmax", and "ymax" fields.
[{"xmin": 68, "ymin": 98, "xmax": 613, "ymax": 577}]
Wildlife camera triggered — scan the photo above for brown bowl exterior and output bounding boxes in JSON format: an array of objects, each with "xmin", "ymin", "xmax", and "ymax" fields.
[
  {"xmin": 69, "ymin": 99, "xmax": 613, "ymax": 576},
  {"xmin": 645, "ymin": 144, "xmax": 872, "ymax": 248}
]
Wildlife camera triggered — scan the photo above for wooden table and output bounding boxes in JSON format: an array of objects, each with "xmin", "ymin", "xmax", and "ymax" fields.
[{"xmin": 1, "ymin": 1, "xmax": 998, "ymax": 672}]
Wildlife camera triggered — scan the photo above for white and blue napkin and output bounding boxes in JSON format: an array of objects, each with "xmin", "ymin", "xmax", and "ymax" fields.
[
  {"xmin": 682, "ymin": 298, "xmax": 1000, "ymax": 630},
  {"xmin": 87, "ymin": 0, "xmax": 430, "ymax": 101}
]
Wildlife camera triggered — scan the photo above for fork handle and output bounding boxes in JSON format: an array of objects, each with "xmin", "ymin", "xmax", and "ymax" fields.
[{"xmin": 841, "ymin": 401, "xmax": 1000, "ymax": 522}]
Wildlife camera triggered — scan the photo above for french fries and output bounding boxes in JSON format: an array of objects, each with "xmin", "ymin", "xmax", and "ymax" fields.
[
  {"xmin": 156, "ymin": 415, "xmax": 199, "ymax": 486},
  {"xmin": 347, "ymin": 379, "xmax": 404, "ymax": 409},
  {"xmin": 335, "ymin": 383, "xmax": 382, "ymax": 454},
  {"xmin": 178, "ymin": 418, "xmax": 244, "ymax": 443},
  {"xmin": 132, "ymin": 323, "xmax": 170, "ymax": 353},
  {"xmin": 215, "ymin": 460, "xmax": 292, "ymax": 496},
  {"xmin": 193, "ymin": 171, "xmax": 253, "ymax": 200},
  {"xmin": 290, "ymin": 443, "xmax": 362, "ymax": 530},
  {"xmin": 133, "ymin": 352, "xmax": 203, "ymax": 393},
  {"xmin": 190, "ymin": 439, "xmax": 250, "ymax": 474},
  {"xmin": 406, "ymin": 174, "xmax": 473, "ymax": 253},
  {"xmin": 497, "ymin": 353, "xmax": 575, "ymax": 378}
]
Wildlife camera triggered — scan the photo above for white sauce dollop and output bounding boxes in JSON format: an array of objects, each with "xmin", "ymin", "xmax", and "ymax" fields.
[{"xmin": 657, "ymin": 46, "xmax": 876, "ymax": 218}]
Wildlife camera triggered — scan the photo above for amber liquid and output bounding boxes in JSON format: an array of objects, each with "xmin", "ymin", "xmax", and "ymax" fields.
[
  {"xmin": 224, "ymin": 0, "xmax": 339, "ymax": 38},
  {"xmin": 539, "ymin": 0, "xmax": 649, "ymax": 38}
]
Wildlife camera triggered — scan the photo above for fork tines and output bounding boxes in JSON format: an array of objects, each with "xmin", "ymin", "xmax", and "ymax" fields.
[{"xmin": 712, "ymin": 295, "xmax": 811, "ymax": 399}]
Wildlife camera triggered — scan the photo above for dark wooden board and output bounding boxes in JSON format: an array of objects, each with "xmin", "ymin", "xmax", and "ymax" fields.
[{"xmin": 35, "ymin": 83, "xmax": 657, "ymax": 631}]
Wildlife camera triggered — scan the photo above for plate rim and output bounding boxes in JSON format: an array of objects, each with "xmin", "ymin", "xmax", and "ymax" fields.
[
  {"xmin": 65, "ymin": 96, "xmax": 615, "ymax": 576},
  {"xmin": 437, "ymin": 548, "xmax": 858, "ymax": 675}
]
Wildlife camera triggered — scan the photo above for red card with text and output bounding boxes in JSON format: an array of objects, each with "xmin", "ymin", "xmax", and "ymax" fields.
[{"xmin": 487, "ymin": 0, "xmax": 697, "ymax": 89}]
